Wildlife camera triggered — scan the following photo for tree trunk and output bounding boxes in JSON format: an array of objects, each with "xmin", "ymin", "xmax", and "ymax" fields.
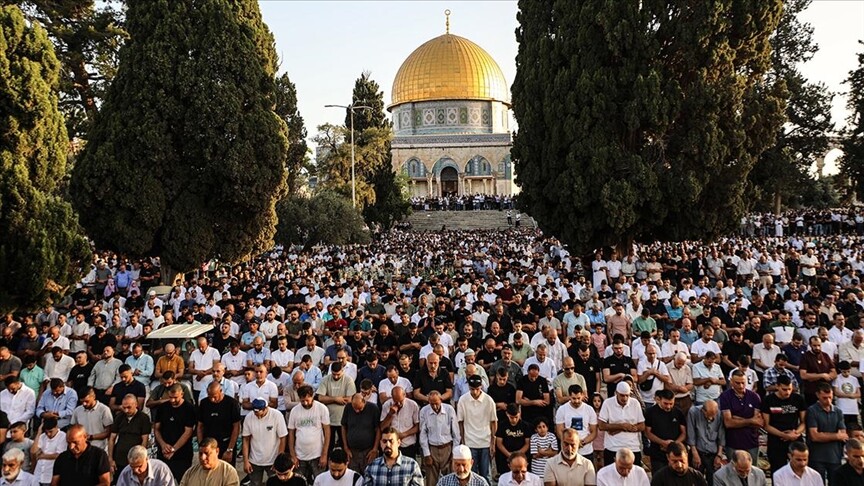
[
  {"xmin": 773, "ymin": 192, "xmax": 782, "ymax": 215},
  {"xmin": 160, "ymin": 261, "xmax": 183, "ymax": 286}
]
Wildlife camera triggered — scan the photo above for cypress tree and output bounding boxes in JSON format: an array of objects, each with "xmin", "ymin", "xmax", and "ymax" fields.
[
  {"xmin": 70, "ymin": 0, "xmax": 288, "ymax": 277},
  {"xmin": 842, "ymin": 42, "xmax": 864, "ymax": 200},
  {"xmin": 275, "ymin": 73, "xmax": 309, "ymax": 195},
  {"xmin": 0, "ymin": 5, "xmax": 90, "ymax": 312},
  {"xmin": 512, "ymin": 0, "xmax": 786, "ymax": 252}
]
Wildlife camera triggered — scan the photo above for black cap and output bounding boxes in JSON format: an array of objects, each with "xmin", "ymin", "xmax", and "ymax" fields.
[{"xmin": 467, "ymin": 375, "xmax": 483, "ymax": 388}]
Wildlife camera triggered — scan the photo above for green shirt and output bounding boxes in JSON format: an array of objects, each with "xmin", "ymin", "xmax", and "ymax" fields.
[
  {"xmin": 632, "ymin": 316, "xmax": 657, "ymax": 334},
  {"xmin": 20, "ymin": 365, "xmax": 44, "ymax": 393}
]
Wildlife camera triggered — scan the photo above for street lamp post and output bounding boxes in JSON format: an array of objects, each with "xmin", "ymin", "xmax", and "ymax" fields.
[{"xmin": 325, "ymin": 102, "xmax": 373, "ymax": 208}]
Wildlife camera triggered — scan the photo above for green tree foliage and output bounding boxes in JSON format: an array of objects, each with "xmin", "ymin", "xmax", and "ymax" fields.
[
  {"xmin": 749, "ymin": 0, "xmax": 833, "ymax": 212},
  {"xmin": 348, "ymin": 71, "xmax": 410, "ymax": 229},
  {"xmin": 345, "ymin": 71, "xmax": 387, "ymax": 133},
  {"xmin": 275, "ymin": 191, "xmax": 370, "ymax": 248},
  {"xmin": 842, "ymin": 42, "xmax": 864, "ymax": 199},
  {"xmin": 512, "ymin": 1, "xmax": 786, "ymax": 252},
  {"xmin": 0, "ymin": 5, "xmax": 90, "ymax": 312},
  {"xmin": 14, "ymin": 0, "xmax": 126, "ymax": 140},
  {"xmin": 70, "ymin": 0, "xmax": 287, "ymax": 275},
  {"xmin": 275, "ymin": 72, "xmax": 309, "ymax": 195}
]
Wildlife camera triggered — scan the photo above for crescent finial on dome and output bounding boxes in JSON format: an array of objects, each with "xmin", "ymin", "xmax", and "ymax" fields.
[{"xmin": 445, "ymin": 9, "xmax": 451, "ymax": 34}]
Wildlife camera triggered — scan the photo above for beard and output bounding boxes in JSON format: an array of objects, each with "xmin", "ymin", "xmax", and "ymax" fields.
[
  {"xmin": 2, "ymin": 471, "xmax": 18, "ymax": 482},
  {"xmin": 455, "ymin": 470, "xmax": 471, "ymax": 480},
  {"xmin": 383, "ymin": 447, "xmax": 394, "ymax": 456},
  {"xmin": 562, "ymin": 448, "xmax": 578, "ymax": 460}
]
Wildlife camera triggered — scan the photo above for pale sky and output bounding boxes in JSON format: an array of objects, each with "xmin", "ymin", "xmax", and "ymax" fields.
[{"xmin": 260, "ymin": 0, "xmax": 864, "ymax": 159}]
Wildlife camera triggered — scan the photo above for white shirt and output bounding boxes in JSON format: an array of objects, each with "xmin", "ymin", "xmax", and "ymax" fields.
[
  {"xmin": 242, "ymin": 407, "xmax": 288, "ymax": 466},
  {"xmin": 752, "ymin": 344, "xmax": 781, "ymax": 372},
  {"xmin": 771, "ymin": 464, "xmax": 823, "ymax": 486},
  {"xmin": 554, "ymin": 402, "xmax": 597, "ymax": 455},
  {"xmin": 243, "ymin": 380, "xmax": 279, "ymax": 406},
  {"xmin": 287, "ymin": 401, "xmax": 330, "ymax": 461},
  {"xmin": 0, "ymin": 386, "xmax": 36, "ymax": 424},
  {"xmin": 595, "ymin": 462, "xmax": 650, "ymax": 486},
  {"xmin": 498, "ymin": 471, "xmax": 543, "ymax": 486},
  {"xmin": 598, "ymin": 396, "xmax": 644, "ymax": 451},
  {"xmin": 189, "ymin": 346, "xmax": 221, "ymax": 390},
  {"xmin": 378, "ymin": 376, "xmax": 413, "ymax": 400},
  {"xmin": 271, "ymin": 349, "xmax": 296, "ymax": 369},
  {"xmin": 313, "ymin": 469, "xmax": 362, "ymax": 486},
  {"xmin": 44, "ymin": 354, "xmax": 76, "ymax": 381},
  {"xmin": 33, "ymin": 430, "xmax": 67, "ymax": 483},
  {"xmin": 221, "ymin": 350, "xmax": 248, "ymax": 385},
  {"xmin": 636, "ymin": 359, "xmax": 669, "ymax": 403},
  {"xmin": 523, "ymin": 356, "xmax": 558, "ymax": 382},
  {"xmin": 661, "ymin": 340, "xmax": 690, "ymax": 361},
  {"xmin": 456, "ymin": 391, "xmax": 497, "ymax": 448},
  {"xmin": 829, "ymin": 326, "xmax": 853, "ymax": 345},
  {"xmin": 690, "ymin": 339, "xmax": 721, "ymax": 358}
]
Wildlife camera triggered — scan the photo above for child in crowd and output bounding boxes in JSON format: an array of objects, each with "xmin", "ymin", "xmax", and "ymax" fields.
[
  {"xmin": 591, "ymin": 323, "xmax": 607, "ymax": 353},
  {"xmin": 834, "ymin": 360, "xmax": 860, "ymax": 429},
  {"xmin": 529, "ymin": 417, "xmax": 558, "ymax": 477},
  {"xmin": 591, "ymin": 393, "xmax": 605, "ymax": 471},
  {"xmin": 3, "ymin": 422, "xmax": 33, "ymax": 471}
]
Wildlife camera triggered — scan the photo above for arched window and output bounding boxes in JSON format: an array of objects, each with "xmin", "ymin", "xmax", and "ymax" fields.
[
  {"xmin": 466, "ymin": 156, "xmax": 491, "ymax": 176},
  {"xmin": 403, "ymin": 158, "xmax": 427, "ymax": 178}
]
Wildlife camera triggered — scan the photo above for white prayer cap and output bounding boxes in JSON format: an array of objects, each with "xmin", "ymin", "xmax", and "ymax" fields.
[
  {"xmin": 453, "ymin": 445, "xmax": 472, "ymax": 460},
  {"xmin": 616, "ymin": 382, "xmax": 632, "ymax": 395}
]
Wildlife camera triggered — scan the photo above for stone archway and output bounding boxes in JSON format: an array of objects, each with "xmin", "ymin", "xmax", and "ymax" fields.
[{"xmin": 440, "ymin": 166, "xmax": 458, "ymax": 195}]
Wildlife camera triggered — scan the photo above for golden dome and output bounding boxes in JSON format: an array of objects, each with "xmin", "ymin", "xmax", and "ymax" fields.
[{"xmin": 390, "ymin": 33, "xmax": 510, "ymax": 108}]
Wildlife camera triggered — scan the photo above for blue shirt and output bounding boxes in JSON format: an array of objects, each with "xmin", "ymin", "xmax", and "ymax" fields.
[
  {"xmin": 362, "ymin": 453, "xmax": 423, "ymax": 486},
  {"xmin": 116, "ymin": 458, "xmax": 177, "ymax": 486},
  {"xmin": 125, "ymin": 354, "xmax": 154, "ymax": 385},
  {"xmin": 292, "ymin": 366, "xmax": 322, "ymax": 391},
  {"xmin": 35, "ymin": 387, "xmax": 78, "ymax": 428},
  {"xmin": 247, "ymin": 347, "xmax": 272, "ymax": 366}
]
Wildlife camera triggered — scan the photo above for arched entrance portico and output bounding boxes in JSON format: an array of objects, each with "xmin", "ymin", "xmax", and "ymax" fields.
[{"xmin": 440, "ymin": 166, "xmax": 458, "ymax": 195}]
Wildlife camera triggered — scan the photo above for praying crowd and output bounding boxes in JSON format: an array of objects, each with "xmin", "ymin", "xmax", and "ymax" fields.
[
  {"xmin": 5, "ymin": 220, "xmax": 864, "ymax": 486},
  {"xmin": 409, "ymin": 194, "xmax": 515, "ymax": 212}
]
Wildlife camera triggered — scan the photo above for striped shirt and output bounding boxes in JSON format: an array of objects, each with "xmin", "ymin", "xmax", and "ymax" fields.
[{"xmin": 529, "ymin": 433, "xmax": 559, "ymax": 476}]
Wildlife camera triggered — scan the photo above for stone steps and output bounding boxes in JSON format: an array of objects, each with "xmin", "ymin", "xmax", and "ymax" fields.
[{"xmin": 405, "ymin": 210, "xmax": 536, "ymax": 231}]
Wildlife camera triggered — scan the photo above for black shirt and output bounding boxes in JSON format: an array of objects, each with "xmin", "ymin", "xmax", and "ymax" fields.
[
  {"xmin": 487, "ymin": 382, "xmax": 517, "ymax": 423},
  {"xmin": 476, "ymin": 348, "xmax": 501, "ymax": 367},
  {"xmin": 110, "ymin": 411, "xmax": 151, "ymax": 463},
  {"xmin": 517, "ymin": 375, "xmax": 551, "ymax": 422},
  {"xmin": 832, "ymin": 462, "xmax": 864, "ymax": 486},
  {"xmin": 495, "ymin": 419, "xmax": 531, "ymax": 454},
  {"xmin": 198, "ymin": 396, "xmax": 242, "ymax": 451},
  {"xmin": 650, "ymin": 465, "xmax": 708, "ymax": 486},
  {"xmin": 155, "ymin": 401, "xmax": 197, "ymax": 459},
  {"xmin": 760, "ymin": 392, "xmax": 806, "ymax": 437},
  {"xmin": 69, "ymin": 363, "xmax": 94, "ymax": 397},
  {"xmin": 110, "ymin": 380, "xmax": 147, "ymax": 404},
  {"xmin": 721, "ymin": 341, "xmax": 752, "ymax": 370},
  {"xmin": 266, "ymin": 475, "xmax": 310, "ymax": 486},
  {"xmin": 341, "ymin": 403, "xmax": 381, "ymax": 450},
  {"xmin": 416, "ymin": 370, "xmax": 453, "ymax": 402},
  {"xmin": 52, "ymin": 445, "xmax": 110, "ymax": 486},
  {"xmin": 602, "ymin": 355, "xmax": 634, "ymax": 397},
  {"xmin": 573, "ymin": 356, "xmax": 601, "ymax": 394},
  {"xmin": 644, "ymin": 405, "xmax": 685, "ymax": 459}
]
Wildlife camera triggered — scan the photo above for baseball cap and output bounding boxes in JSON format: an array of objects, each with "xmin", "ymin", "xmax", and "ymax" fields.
[
  {"xmin": 252, "ymin": 398, "xmax": 267, "ymax": 410},
  {"xmin": 467, "ymin": 375, "xmax": 483, "ymax": 388}
]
